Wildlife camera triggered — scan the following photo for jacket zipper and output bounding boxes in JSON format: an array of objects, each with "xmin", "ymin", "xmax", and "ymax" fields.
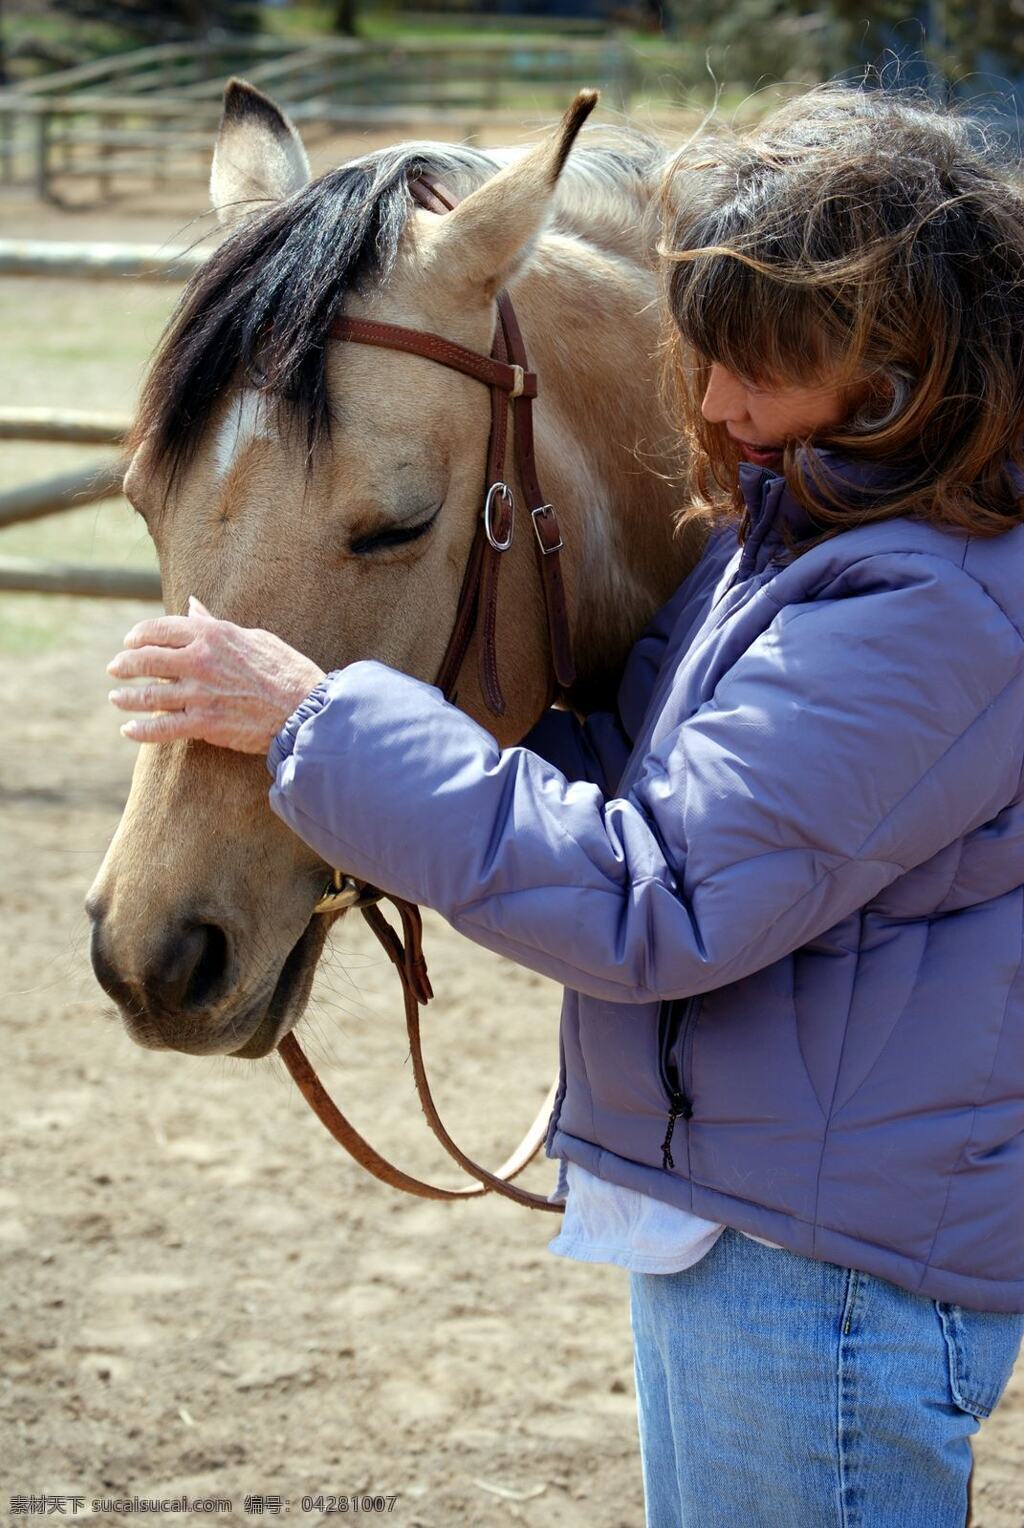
[
  {"xmin": 717, "ymin": 549, "xmax": 788, "ymax": 615},
  {"xmin": 657, "ymin": 996, "xmax": 697, "ymax": 1170}
]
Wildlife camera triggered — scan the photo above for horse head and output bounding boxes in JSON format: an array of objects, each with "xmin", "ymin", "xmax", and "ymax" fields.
[{"xmin": 86, "ymin": 79, "xmax": 704, "ymax": 1059}]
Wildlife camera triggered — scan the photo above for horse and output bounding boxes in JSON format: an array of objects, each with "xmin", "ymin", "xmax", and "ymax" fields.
[{"xmin": 85, "ymin": 79, "xmax": 711, "ymax": 1062}]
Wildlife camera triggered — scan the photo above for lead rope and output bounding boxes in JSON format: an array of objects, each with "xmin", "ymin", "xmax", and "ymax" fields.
[{"xmin": 277, "ymin": 172, "xmax": 570, "ymax": 1212}]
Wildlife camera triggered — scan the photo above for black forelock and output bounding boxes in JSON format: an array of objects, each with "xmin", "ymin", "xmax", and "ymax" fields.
[{"xmin": 134, "ymin": 145, "xmax": 499, "ymax": 482}]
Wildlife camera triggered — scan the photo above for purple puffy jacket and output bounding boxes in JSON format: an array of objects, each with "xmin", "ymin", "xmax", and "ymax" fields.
[{"xmin": 268, "ymin": 447, "xmax": 1024, "ymax": 1312}]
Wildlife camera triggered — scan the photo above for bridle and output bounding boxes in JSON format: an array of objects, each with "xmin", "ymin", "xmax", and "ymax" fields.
[{"xmin": 276, "ymin": 172, "xmax": 572, "ymax": 1213}]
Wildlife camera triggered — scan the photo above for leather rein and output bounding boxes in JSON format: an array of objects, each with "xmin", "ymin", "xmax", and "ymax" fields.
[{"xmin": 276, "ymin": 173, "xmax": 571, "ymax": 1213}]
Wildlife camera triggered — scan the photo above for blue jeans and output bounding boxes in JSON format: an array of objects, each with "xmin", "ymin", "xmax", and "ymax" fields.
[{"xmin": 629, "ymin": 1227, "xmax": 1024, "ymax": 1527}]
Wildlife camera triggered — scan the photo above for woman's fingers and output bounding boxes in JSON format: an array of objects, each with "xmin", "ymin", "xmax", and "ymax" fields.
[
  {"xmin": 120, "ymin": 710, "xmax": 199, "ymax": 743},
  {"xmin": 121, "ymin": 614, "xmax": 198, "ymax": 650},
  {"xmin": 107, "ymin": 643, "xmax": 191, "ymax": 680},
  {"xmin": 108, "ymin": 680, "xmax": 189, "ymax": 714},
  {"xmin": 106, "ymin": 599, "xmax": 325, "ymax": 755}
]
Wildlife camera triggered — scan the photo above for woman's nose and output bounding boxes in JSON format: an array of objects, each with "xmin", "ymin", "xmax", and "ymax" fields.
[{"xmin": 701, "ymin": 363, "xmax": 747, "ymax": 425}]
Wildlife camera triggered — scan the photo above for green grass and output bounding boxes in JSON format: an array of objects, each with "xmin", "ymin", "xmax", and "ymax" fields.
[
  {"xmin": 0, "ymin": 592, "xmax": 107, "ymax": 655},
  {"xmin": 1, "ymin": 490, "xmax": 158, "ymax": 567},
  {"xmin": 1, "ymin": 10, "xmax": 146, "ymax": 86},
  {"xmin": 0, "ymin": 277, "xmax": 175, "ymax": 654},
  {"xmin": 0, "ymin": 484, "xmax": 162, "ymax": 656},
  {"xmin": 258, "ymin": 3, "xmax": 644, "ymax": 45},
  {"xmin": 4, "ymin": 4, "xmax": 689, "ymax": 68}
]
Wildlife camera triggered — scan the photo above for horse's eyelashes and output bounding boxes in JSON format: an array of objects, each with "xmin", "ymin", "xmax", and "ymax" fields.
[{"xmin": 348, "ymin": 506, "xmax": 440, "ymax": 557}]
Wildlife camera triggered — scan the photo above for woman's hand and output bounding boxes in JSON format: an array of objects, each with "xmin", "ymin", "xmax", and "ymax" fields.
[{"xmin": 107, "ymin": 596, "xmax": 326, "ymax": 755}]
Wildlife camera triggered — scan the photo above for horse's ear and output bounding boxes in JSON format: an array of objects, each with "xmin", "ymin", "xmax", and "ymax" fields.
[
  {"xmin": 210, "ymin": 78, "xmax": 311, "ymax": 231},
  {"xmin": 422, "ymin": 89, "xmax": 599, "ymax": 298}
]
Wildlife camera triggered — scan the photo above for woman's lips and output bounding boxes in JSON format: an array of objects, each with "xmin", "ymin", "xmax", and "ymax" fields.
[{"xmin": 737, "ymin": 441, "xmax": 784, "ymax": 466}]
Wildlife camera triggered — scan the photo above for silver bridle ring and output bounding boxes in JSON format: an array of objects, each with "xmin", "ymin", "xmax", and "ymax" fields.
[{"xmin": 483, "ymin": 481, "xmax": 515, "ymax": 552}]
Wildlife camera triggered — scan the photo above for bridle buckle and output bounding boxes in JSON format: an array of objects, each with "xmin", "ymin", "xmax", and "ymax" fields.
[
  {"xmin": 315, "ymin": 870, "xmax": 384, "ymax": 916},
  {"xmin": 483, "ymin": 481, "xmax": 515, "ymax": 551},
  {"xmin": 531, "ymin": 503, "xmax": 563, "ymax": 555}
]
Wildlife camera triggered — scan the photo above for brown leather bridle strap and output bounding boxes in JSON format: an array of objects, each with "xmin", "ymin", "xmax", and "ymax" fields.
[
  {"xmin": 499, "ymin": 292, "xmax": 575, "ymax": 692},
  {"xmin": 328, "ymin": 316, "xmax": 537, "ymax": 403},
  {"xmin": 278, "ymin": 171, "xmax": 574, "ymax": 1213},
  {"xmin": 407, "ymin": 164, "xmax": 459, "ymax": 217},
  {"xmin": 279, "ymin": 896, "xmax": 563, "ymax": 1208},
  {"xmin": 279, "ymin": 1029, "xmax": 562, "ymax": 1204},
  {"xmin": 432, "ymin": 511, "xmax": 489, "ymax": 704},
  {"xmin": 328, "ymin": 173, "xmax": 575, "ymax": 714},
  {"xmin": 474, "ymin": 305, "xmax": 514, "ymax": 712}
]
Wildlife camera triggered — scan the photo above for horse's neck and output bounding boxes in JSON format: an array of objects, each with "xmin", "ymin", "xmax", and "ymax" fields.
[{"xmin": 512, "ymin": 232, "xmax": 697, "ymax": 711}]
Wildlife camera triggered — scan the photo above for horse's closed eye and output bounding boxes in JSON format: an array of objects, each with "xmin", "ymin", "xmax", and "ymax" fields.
[{"xmin": 348, "ymin": 507, "xmax": 440, "ymax": 557}]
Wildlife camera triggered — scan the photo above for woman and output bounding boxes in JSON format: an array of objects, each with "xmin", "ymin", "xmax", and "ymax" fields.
[{"xmin": 107, "ymin": 81, "xmax": 1024, "ymax": 1525}]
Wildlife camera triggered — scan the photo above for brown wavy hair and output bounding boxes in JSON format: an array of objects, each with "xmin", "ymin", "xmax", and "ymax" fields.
[{"xmin": 657, "ymin": 77, "xmax": 1024, "ymax": 550}]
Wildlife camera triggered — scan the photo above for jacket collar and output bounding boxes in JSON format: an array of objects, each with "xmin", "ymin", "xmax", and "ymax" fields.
[{"xmin": 736, "ymin": 447, "xmax": 1024, "ymax": 577}]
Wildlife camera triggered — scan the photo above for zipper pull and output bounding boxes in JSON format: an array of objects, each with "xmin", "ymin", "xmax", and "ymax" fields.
[{"xmin": 660, "ymin": 1090, "xmax": 692, "ymax": 1170}]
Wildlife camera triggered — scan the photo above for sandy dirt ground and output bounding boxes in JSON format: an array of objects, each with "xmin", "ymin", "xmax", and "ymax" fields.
[{"xmin": 2, "ymin": 128, "xmax": 1023, "ymax": 1528}]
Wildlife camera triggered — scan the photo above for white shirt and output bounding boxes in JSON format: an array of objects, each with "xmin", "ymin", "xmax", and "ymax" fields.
[{"xmin": 546, "ymin": 1157, "xmax": 782, "ymax": 1274}]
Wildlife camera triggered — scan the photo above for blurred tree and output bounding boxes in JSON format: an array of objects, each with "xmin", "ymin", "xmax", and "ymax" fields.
[
  {"xmin": 333, "ymin": 0, "xmax": 360, "ymax": 34},
  {"xmin": 927, "ymin": 0, "xmax": 1024, "ymax": 81},
  {"xmin": 49, "ymin": 0, "xmax": 261, "ymax": 43},
  {"xmin": 660, "ymin": 0, "xmax": 1023, "ymax": 97},
  {"xmin": 661, "ymin": 0, "xmax": 837, "ymax": 87}
]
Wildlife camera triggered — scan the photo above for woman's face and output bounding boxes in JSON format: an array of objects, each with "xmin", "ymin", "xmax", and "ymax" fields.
[{"xmin": 700, "ymin": 361, "xmax": 867, "ymax": 468}]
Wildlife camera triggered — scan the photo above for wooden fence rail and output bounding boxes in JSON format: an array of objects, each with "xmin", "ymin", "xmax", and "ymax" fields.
[
  {"xmin": 0, "ymin": 556, "xmax": 161, "ymax": 599},
  {"xmin": 0, "ymin": 357, "xmax": 158, "ymax": 599},
  {"xmin": 0, "ymin": 408, "xmax": 132, "ymax": 444},
  {"xmin": 0, "ymin": 238, "xmax": 208, "ymax": 280},
  {"xmin": 0, "ymin": 460, "xmax": 128, "ymax": 531},
  {"xmin": 6, "ymin": 35, "xmax": 317, "ymax": 96},
  {"xmin": 0, "ymin": 32, "xmax": 683, "ymax": 200}
]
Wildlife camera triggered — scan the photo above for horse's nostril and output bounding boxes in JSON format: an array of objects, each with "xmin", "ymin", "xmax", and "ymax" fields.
[
  {"xmin": 148, "ymin": 922, "xmax": 232, "ymax": 1015},
  {"xmin": 183, "ymin": 922, "xmax": 231, "ymax": 1010}
]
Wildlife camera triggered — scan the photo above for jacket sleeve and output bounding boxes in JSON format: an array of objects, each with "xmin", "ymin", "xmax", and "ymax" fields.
[
  {"xmin": 267, "ymin": 552, "xmax": 1024, "ymax": 1003},
  {"xmin": 519, "ymin": 523, "xmax": 740, "ymax": 791},
  {"xmin": 516, "ymin": 707, "xmax": 633, "ymax": 796},
  {"xmin": 519, "ymin": 599, "xmax": 678, "ymax": 792}
]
